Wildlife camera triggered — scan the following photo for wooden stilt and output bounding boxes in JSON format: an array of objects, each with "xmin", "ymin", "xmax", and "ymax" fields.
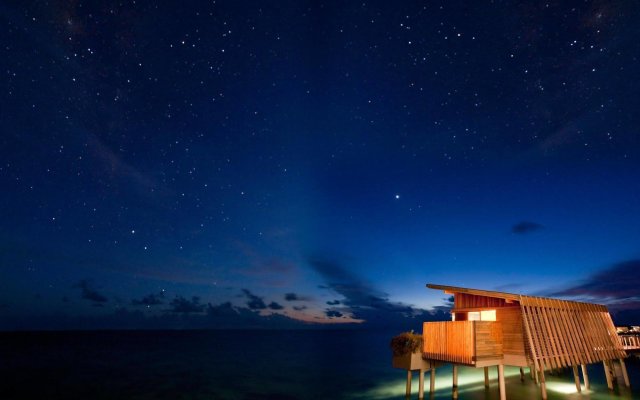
[
  {"xmin": 534, "ymin": 363, "xmax": 539, "ymax": 385},
  {"xmin": 484, "ymin": 366, "xmax": 490, "ymax": 388},
  {"xmin": 430, "ymin": 367, "xmax": 436, "ymax": 395},
  {"xmin": 520, "ymin": 367, "xmax": 525, "ymax": 382},
  {"xmin": 419, "ymin": 369, "xmax": 425, "ymax": 399},
  {"xmin": 539, "ymin": 368, "xmax": 547, "ymax": 400},
  {"xmin": 406, "ymin": 370, "xmax": 412, "ymax": 397},
  {"xmin": 619, "ymin": 358, "xmax": 630, "ymax": 388},
  {"xmin": 530, "ymin": 366, "xmax": 534, "ymax": 380},
  {"xmin": 452, "ymin": 365, "xmax": 458, "ymax": 399},
  {"xmin": 498, "ymin": 364, "xmax": 507, "ymax": 400},
  {"xmin": 581, "ymin": 364, "xmax": 590, "ymax": 389},
  {"xmin": 572, "ymin": 365, "xmax": 581, "ymax": 393},
  {"xmin": 610, "ymin": 360, "xmax": 618, "ymax": 383},
  {"xmin": 603, "ymin": 360, "xmax": 613, "ymax": 390}
]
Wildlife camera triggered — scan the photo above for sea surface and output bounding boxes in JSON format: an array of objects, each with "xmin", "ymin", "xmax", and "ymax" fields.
[{"xmin": 0, "ymin": 330, "xmax": 638, "ymax": 400}]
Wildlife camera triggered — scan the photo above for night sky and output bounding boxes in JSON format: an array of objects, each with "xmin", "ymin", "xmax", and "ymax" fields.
[{"xmin": 2, "ymin": 1, "xmax": 640, "ymax": 330}]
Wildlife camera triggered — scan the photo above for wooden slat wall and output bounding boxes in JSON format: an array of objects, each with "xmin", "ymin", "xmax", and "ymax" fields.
[
  {"xmin": 455, "ymin": 293, "xmax": 508, "ymax": 309},
  {"xmin": 519, "ymin": 295, "xmax": 626, "ymax": 369},
  {"xmin": 423, "ymin": 321, "xmax": 475, "ymax": 365},
  {"xmin": 423, "ymin": 321, "xmax": 503, "ymax": 365}
]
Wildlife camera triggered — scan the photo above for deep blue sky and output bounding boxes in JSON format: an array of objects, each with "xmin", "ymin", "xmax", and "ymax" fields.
[{"xmin": 1, "ymin": 1, "xmax": 640, "ymax": 330}]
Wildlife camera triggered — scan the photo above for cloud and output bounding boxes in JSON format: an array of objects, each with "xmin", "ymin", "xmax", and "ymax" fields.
[
  {"xmin": 241, "ymin": 290, "xmax": 285, "ymax": 311},
  {"xmin": 309, "ymin": 257, "xmax": 407, "ymax": 312},
  {"xmin": 204, "ymin": 302, "xmax": 317, "ymax": 329},
  {"xmin": 326, "ymin": 310, "xmax": 343, "ymax": 318},
  {"xmin": 551, "ymin": 259, "xmax": 640, "ymax": 299},
  {"xmin": 293, "ymin": 305, "xmax": 307, "ymax": 311},
  {"xmin": 168, "ymin": 296, "xmax": 205, "ymax": 313},
  {"xmin": 242, "ymin": 289, "xmax": 267, "ymax": 310},
  {"xmin": 609, "ymin": 300, "xmax": 640, "ymax": 326},
  {"xmin": 511, "ymin": 221, "xmax": 544, "ymax": 234},
  {"xmin": 549, "ymin": 259, "xmax": 640, "ymax": 324},
  {"xmin": 308, "ymin": 256, "xmax": 450, "ymax": 329},
  {"xmin": 234, "ymin": 242, "xmax": 296, "ymax": 287},
  {"xmin": 326, "ymin": 300, "xmax": 341, "ymax": 305},
  {"xmin": 131, "ymin": 292, "xmax": 164, "ymax": 306},
  {"xmin": 493, "ymin": 283, "xmax": 525, "ymax": 292},
  {"xmin": 73, "ymin": 280, "xmax": 108, "ymax": 303},
  {"xmin": 284, "ymin": 292, "xmax": 311, "ymax": 302},
  {"xmin": 0, "ymin": 301, "xmax": 322, "ymax": 330}
]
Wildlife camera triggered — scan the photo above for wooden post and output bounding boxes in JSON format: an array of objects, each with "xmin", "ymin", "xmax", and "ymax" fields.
[
  {"xmin": 430, "ymin": 367, "xmax": 436, "ymax": 395},
  {"xmin": 406, "ymin": 370, "xmax": 412, "ymax": 397},
  {"xmin": 539, "ymin": 368, "xmax": 547, "ymax": 400},
  {"xmin": 572, "ymin": 365, "xmax": 581, "ymax": 393},
  {"xmin": 452, "ymin": 365, "xmax": 458, "ymax": 399},
  {"xmin": 603, "ymin": 360, "xmax": 613, "ymax": 390},
  {"xmin": 520, "ymin": 367, "xmax": 525, "ymax": 382},
  {"xmin": 419, "ymin": 369, "xmax": 425, "ymax": 399},
  {"xmin": 619, "ymin": 358, "xmax": 630, "ymax": 388},
  {"xmin": 609, "ymin": 360, "xmax": 618, "ymax": 383},
  {"xmin": 498, "ymin": 364, "xmax": 507, "ymax": 400},
  {"xmin": 581, "ymin": 364, "xmax": 590, "ymax": 389},
  {"xmin": 530, "ymin": 366, "xmax": 534, "ymax": 380},
  {"xmin": 484, "ymin": 366, "xmax": 490, "ymax": 388}
]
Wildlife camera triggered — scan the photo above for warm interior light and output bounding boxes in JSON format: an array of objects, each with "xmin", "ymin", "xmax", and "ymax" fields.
[
  {"xmin": 466, "ymin": 310, "xmax": 496, "ymax": 321},
  {"xmin": 481, "ymin": 310, "xmax": 496, "ymax": 321}
]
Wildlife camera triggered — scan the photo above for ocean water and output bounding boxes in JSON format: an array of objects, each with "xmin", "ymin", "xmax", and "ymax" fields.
[{"xmin": 0, "ymin": 330, "xmax": 638, "ymax": 400}]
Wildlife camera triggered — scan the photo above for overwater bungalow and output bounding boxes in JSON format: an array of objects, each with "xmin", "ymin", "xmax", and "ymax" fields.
[{"xmin": 418, "ymin": 284, "xmax": 630, "ymax": 400}]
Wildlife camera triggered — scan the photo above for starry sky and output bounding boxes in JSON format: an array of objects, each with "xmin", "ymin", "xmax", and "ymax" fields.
[{"xmin": 1, "ymin": 1, "xmax": 640, "ymax": 330}]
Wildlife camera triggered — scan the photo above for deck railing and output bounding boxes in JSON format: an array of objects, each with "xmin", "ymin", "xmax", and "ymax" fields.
[
  {"xmin": 620, "ymin": 335, "xmax": 640, "ymax": 350},
  {"xmin": 422, "ymin": 321, "xmax": 503, "ymax": 365}
]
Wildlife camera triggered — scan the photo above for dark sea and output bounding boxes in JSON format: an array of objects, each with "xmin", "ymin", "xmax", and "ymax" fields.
[{"xmin": 0, "ymin": 330, "xmax": 638, "ymax": 400}]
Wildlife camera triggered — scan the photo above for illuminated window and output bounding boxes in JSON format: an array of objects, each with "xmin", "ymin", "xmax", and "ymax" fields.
[
  {"xmin": 481, "ymin": 310, "xmax": 496, "ymax": 321},
  {"xmin": 467, "ymin": 310, "xmax": 496, "ymax": 321}
]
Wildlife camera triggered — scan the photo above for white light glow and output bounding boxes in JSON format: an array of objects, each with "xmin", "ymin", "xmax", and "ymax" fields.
[{"xmin": 545, "ymin": 381, "xmax": 584, "ymax": 394}]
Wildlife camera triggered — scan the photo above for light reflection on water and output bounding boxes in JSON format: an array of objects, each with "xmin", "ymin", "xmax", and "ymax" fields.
[
  {"xmin": 353, "ymin": 362, "xmax": 640, "ymax": 400},
  {"xmin": 357, "ymin": 363, "xmax": 639, "ymax": 400}
]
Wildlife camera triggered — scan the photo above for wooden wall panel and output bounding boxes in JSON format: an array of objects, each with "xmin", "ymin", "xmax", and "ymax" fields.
[
  {"xmin": 496, "ymin": 307, "xmax": 525, "ymax": 356},
  {"xmin": 455, "ymin": 293, "xmax": 508, "ymax": 309},
  {"xmin": 475, "ymin": 321, "xmax": 503, "ymax": 360}
]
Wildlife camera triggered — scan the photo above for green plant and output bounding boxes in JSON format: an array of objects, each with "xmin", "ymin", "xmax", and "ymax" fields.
[{"xmin": 390, "ymin": 331, "xmax": 423, "ymax": 357}]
